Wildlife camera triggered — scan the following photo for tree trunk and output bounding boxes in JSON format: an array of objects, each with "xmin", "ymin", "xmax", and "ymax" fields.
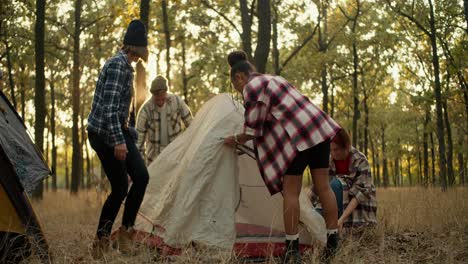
[
  {"xmin": 430, "ymin": 132, "xmax": 436, "ymax": 186},
  {"xmin": 181, "ymin": 34, "xmax": 190, "ymax": 104},
  {"xmin": 418, "ymin": 149, "xmax": 422, "ymax": 185},
  {"xmin": 423, "ymin": 106, "xmax": 430, "ymax": 185},
  {"xmin": 65, "ymin": 133, "xmax": 70, "ymax": 190},
  {"xmin": 272, "ymin": 1, "xmax": 280, "ymax": 75},
  {"xmin": 71, "ymin": 0, "xmax": 83, "ymax": 194},
  {"xmin": 428, "ymin": 0, "xmax": 447, "ymax": 191},
  {"xmin": 50, "ymin": 79, "xmax": 57, "ymax": 191},
  {"xmin": 330, "ymin": 80, "xmax": 335, "ymax": 118},
  {"xmin": 32, "ymin": 0, "xmax": 46, "ymax": 200},
  {"xmin": 135, "ymin": 0, "xmax": 150, "ymax": 112},
  {"xmin": 363, "ymin": 84, "xmax": 369, "ymax": 157},
  {"xmin": 162, "ymin": 0, "xmax": 171, "ymax": 84},
  {"xmin": 239, "ymin": 0, "xmax": 253, "ymax": 60},
  {"xmin": 370, "ymin": 133, "xmax": 379, "ymax": 186},
  {"xmin": 5, "ymin": 41, "xmax": 17, "ymax": 109},
  {"xmin": 352, "ymin": 40, "xmax": 359, "ymax": 146},
  {"xmin": 443, "ymin": 99, "xmax": 454, "ymax": 186},
  {"xmin": 319, "ymin": 0, "xmax": 329, "ymax": 113},
  {"xmin": 19, "ymin": 64, "xmax": 26, "ymax": 120},
  {"xmin": 80, "ymin": 106, "xmax": 86, "ymax": 189},
  {"xmin": 407, "ymin": 155, "xmax": 412, "ymax": 186},
  {"xmin": 253, "ymin": 0, "xmax": 271, "ymax": 73},
  {"xmin": 458, "ymin": 132, "xmax": 465, "ymax": 185},
  {"xmin": 382, "ymin": 125, "xmax": 389, "ymax": 187}
]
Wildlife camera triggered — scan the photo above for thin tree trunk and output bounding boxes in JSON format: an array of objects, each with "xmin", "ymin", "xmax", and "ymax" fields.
[
  {"xmin": 181, "ymin": 34, "xmax": 190, "ymax": 104},
  {"xmin": 50, "ymin": 79, "xmax": 57, "ymax": 191},
  {"xmin": 272, "ymin": 1, "xmax": 280, "ymax": 75},
  {"xmin": 239, "ymin": 0, "xmax": 253, "ymax": 60},
  {"xmin": 443, "ymin": 99, "xmax": 455, "ymax": 186},
  {"xmin": 5, "ymin": 41, "xmax": 17, "ymax": 109},
  {"xmin": 253, "ymin": 0, "xmax": 271, "ymax": 73},
  {"xmin": 71, "ymin": 0, "xmax": 83, "ymax": 194},
  {"xmin": 423, "ymin": 107, "xmax": 430, "ymax": 185},
  {"xmin": 382, "ymin": 125, "xmax": 389, "ymax": 187},
  {"xmin": 363, "ymin": 85, "xmax": 369, "ymax": 157},
  {"xmin": 162, "ymin": 0, "xmax": 171, "ymax": 84},
  {"xmin": 370, "ymin": 133, "xmax": 379, "ymax": 186},
  {"xmin": 80, "ymin": 106, "xmax": 86, "ymax": 189},
  {"xmin": 330, "ymin": 80, "xmax": 335, "ymax": 118},
  {"xmin": 352, "ymin": 40, "xmax": 359, "ymax": 145},
  {"xmin": 418, "ymin": 149, "xmax": 422, "ymax": 185},
  {"xmin": 135, "ymin": 0, "xmax": 150, "ymax": 112},
  {"xmin": 20, "ymin": 64, "xmax": 26, "ymax": 120},
  {"xmin": 33, "ymin": 0, "xmax": 46, "ymax": 200},
  {"xmin": 458, "ymin": 132, "xmax": 465, "ymax": 185},
  {"xmin": 428, "ymin": 0, "xmax": 447, "ymax": 191},
  {"xmin": 319, "ymin": 0, "xmax": 329, "ymax": 113},
  {"xmin": 408, "ymin": 155, "xmax": 412, "ymax": 186},
  {"xmin": 430, "ymin": 132, "xmax": 436, "ymax": 186},
  {"xmin": 65, "ymin": 132, "xmax": 70, "ymax": 190}
]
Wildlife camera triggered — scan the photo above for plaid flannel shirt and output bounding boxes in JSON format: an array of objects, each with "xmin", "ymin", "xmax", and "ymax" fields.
[
  {"xmin": 313, "ymin": 147, "xmax": 378, "ymax": 227},
  {"xmin": 243, "ymin": 73, "xmax": 341, "ymax": 195},
  {"xmin": 87, "ymin": 51, "xmax": 134, "ymax": 147},
  {"xmin": 136, "ymin": 93, "xmax": 193, "ymax": 164}
]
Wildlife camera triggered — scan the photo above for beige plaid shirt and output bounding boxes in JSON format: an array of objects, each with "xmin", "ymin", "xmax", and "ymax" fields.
[{"xmin": 136, "ymin": 93, "xmax": 193, "ymax": 165}]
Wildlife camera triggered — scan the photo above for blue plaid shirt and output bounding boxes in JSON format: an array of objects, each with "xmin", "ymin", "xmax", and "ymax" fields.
[{"xmin": 87, "ymin": 51, "xmax": 134, "ymax": 147}]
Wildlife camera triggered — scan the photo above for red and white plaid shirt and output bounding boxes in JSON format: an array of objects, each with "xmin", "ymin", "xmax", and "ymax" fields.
[{"xmin": 243, "ymin": 73, "xmax": 341, "ymax": 195}]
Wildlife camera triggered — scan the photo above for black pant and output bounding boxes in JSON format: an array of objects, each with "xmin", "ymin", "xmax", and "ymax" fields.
[{"xmin": 88, "ymin": 130, "xmax": 149, "ymax": 239}]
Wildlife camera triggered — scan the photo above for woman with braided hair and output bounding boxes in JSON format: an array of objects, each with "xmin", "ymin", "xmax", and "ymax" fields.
[{"xmin": 224, "ymin": 51, "xmax": 341, "ymax": 263}]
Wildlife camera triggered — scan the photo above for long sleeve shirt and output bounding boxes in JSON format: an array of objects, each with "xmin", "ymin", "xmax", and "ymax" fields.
[
  {"xmin": 243, "ymin": 73, "xmax": 341, "ymax": 195},
  {"xmin": 87, "ymin": 51, "xmax": 134, "ymax": 147}
]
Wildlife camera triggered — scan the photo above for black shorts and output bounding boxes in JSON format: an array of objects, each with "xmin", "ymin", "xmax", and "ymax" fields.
[{"xmin": 285, "ymin": 140, "xmax": 330, "ymax": 175}]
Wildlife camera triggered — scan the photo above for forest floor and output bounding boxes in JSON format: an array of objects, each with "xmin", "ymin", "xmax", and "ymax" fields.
[{"xmin": 27, "ymin": 187, "xmax": 468, "ymax": 263}]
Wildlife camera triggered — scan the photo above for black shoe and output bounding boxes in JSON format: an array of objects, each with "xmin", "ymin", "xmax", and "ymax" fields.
[
  {"xmin": 283, "ymin": 238, "xmax": 302, "ymax": 264},
  {"xmin": 321, "ymin": 233, "xmax": 340, "ymax": 263}
]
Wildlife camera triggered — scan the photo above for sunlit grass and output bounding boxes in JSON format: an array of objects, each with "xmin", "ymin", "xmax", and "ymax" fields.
[{"xmin": 24, "ymin": 187, "xmax": 468, "ymax": 263}]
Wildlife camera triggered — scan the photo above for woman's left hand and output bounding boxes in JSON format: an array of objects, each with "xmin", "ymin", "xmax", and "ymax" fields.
[{"xmin": 224, "ymin": 136, "xmax": 237, "ymax": 147}]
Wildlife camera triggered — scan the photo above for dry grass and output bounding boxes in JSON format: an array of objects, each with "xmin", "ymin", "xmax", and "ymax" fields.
[{"xmin": 25, "ymin": 187, "xmax": 468, "ymax": 263}]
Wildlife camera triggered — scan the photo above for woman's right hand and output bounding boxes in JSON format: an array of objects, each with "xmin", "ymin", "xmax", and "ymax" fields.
[{"xmin": 114, "ymin": 143, "xmax": 128, "ymax": 161}]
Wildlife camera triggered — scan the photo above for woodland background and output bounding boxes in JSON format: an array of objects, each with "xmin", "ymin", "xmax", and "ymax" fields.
[{"xmin": 0, "ymin": 0, "xmax": 466, "ymax": 198}]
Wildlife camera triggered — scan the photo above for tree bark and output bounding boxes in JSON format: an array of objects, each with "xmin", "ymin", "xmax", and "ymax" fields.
[
  {"xmin": 443, "ymin": 99, "xmax": 454, "ymax": 186},
  {"xmin": 407, "ymin": 155, "xmax": 412, "ymax": 186},
  {"xmin": 135, "ymin": 0, "xmax": 150, "ymax": 112},
  {"xmin": 181, "ymin": 34, "xmax": 190, "ymax": 104},
  {"xmin": 5, "ymin": 41, "xmax": 17, "ymax": 109},
  {"xmin": 253, "ymin": 0, "xmax": 271, "ymax": 73},
  {"xmin": 430, "ymin": 132, "xmax": 436, "ymax": 186},
  {"xmin": 65, "ymin": 132, "xmax": 70, "ymax": 190},
  {"xmin": 423, "ymin": 106, "xmax": 430, "ymax": 185},
  {"xmin": 272, "ymin": 1, "xmax": 280, "ymax": 75},
  {"xmin": 32, "ymin": 0, "xmax": 46, "ymax": 199},
  {"xmin": 318, "ymin": 0, "xmax": 329, "ymax": 113},
  {"xmin": 19, "ymin": 64, "xmax": 26, "ymax": 120},
  {"xmin": 50, "ymin": 79, "xmax": 57, "ymax": 191},
  {"xmin": 382, "ymin": 125, "xmax": 389, "ymax": 187},
  {"xmin": 162, "ymin": 0, "xmax": 171, "ymax": 84},
  {"xmin": 428, "ymin": 0, "xmax": 447, "ymax": 191},
  {"xmin": 239, "ymin": 0, "xmax": 253, "ymax": 60},
  {"xmin": 458, "ymin": 132, "xmax": 465, "ymax": 185},
  {"xmin": 71, "ymin": 0, "xmax": 83, "ymax": 194}
]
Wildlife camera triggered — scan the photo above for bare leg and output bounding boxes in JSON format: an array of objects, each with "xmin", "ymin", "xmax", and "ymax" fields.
[
  {"xmin": 311, "ymin": 168, "xmax": 338, "ymax": 229},
  {"xmin": 283, "ymin": 174, "xmax": 303, "ymax": 235}
]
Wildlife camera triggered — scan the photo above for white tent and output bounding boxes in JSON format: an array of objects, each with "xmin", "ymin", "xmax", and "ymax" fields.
[{"xmin": 136, "ymin": 94, "xmax": 325, "ymax": 258}]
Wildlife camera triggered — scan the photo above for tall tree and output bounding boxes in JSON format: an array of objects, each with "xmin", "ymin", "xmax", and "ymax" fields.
[
  {"xmin": 70, "ymin": 0, "xmax": 83, "ymax": 194},
  {"xmin": 33, "ymin": 0, "xmax": 46, "ymax": 199}
]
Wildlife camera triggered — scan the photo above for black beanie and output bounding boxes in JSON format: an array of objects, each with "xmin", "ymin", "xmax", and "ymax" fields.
[{"xmin": 123, "ymin": 20, "xmax": 147, "ymax": 47}]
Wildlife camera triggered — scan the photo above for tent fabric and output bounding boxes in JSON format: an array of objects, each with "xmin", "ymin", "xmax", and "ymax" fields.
[
  {"xmin": 0, "ymin": 185, "xmax": 25, "ymax": 234},
  {"xmin": 139, "ymin": 94, "xmax": 243, "ymax": 249},
  {"xmin": 137, "ymin": 93, "xmax": 326, "ymax": 253},
  {"xmin": 0, "ymin": 91, "xmax": 49, "ymax": 194}
]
